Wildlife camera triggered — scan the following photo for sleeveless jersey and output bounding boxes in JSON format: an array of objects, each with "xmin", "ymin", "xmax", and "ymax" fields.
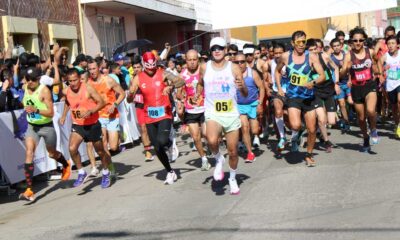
[
  {"xmin": 384, "ymin": 51, "xmax": 400, "ymax": 92},
  {"xmin": 23, "ymin": 84, "xmax": 52, "ymax": 125},
  {"xmin": 312, "ymin": 53, "xmax": 335, "ymax": 97},
  {"xmin": 252, "ymin": 60, "xmax": 264, "ymax": 80},
  {"xmin": 331, "ymin": 51, "xmax": 348, "ymax": 84},
  {"xmin": 286, "ymin": 51, "xmax": 313, "ymax": 99},
  {"xmin": 203, "ymin": 61, "xmax": 239, "ymax": 117},
  {"xmin": 237, "ymin": 67, "xmax": 258, "ymax": 104},
  {"xmin": 88, "ymin": 76, "xmax": 119, "ymax": 119},
  {"xmin": 271, "ymin": 59, "xmax": 289, "ymax": 93},
  {"xmin": 66, "ymin": 83, "xmax": 99, "ymax": 126},
  {"xmin": 138, "ymin": 69, "xmax": 172, "ymax": 124},
  {"xmin": 350, "ymin": 47, "xmax": 373, "ymax": 86},
  {"xmin": 181, "ymin": 68, "xmax": 205, "ymax": 114}
]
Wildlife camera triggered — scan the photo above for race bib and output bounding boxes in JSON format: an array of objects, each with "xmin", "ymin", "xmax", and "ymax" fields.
[
  {"xmin": 71, "ymin": 109, "xmax": 83, "ymax": 119},
  {"xmin": 28, "ymin": 112, "xmax": 41, "ymax": 120},
  {"xmin": 134, "ymin": 94, "xmax": 144, "ymax": 104},
  {"xmin": 214, "ymin": 99, "xmax": 233, "ymax": 113},
  {"xmin": 290, "ymin": 73, "xmax": 308, "ymax": 86},
  {"xmin": 387, "ymin": 69, "xmax": 400, "ymax": 80},
  {"xmin": 354, "ymin": 69, "xmax": 371, "ymax": 82},
  {"xmin": 148, "ymin": 106, "xmax": 165, "ymax": 119}
]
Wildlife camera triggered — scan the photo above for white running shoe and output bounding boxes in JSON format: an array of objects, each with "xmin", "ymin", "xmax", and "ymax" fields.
[
  {"xmin": 213, "ymin": 154, "xmax": 225, "ymax": 181},
  {"xmin": 253, "ymin": 135, "xmax": 260, "ymax": 148},
  {"xmin": 229, "ymin": 178, "xmax": 240, "ymax": 195},
  {"xmin": 164, "ymin": 171, "xmax": 177, "ymax": 185},
  {"xmin": 89, "ymin": 166, "xmax": 99, "ymax": 177}
]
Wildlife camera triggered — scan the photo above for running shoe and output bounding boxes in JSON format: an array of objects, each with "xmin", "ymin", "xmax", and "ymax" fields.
[
  {"xmin": 101, "ymin": 172, "xmax": 111, "ymax": 189},
  {"xmin": 229, "ymin": 178, "xmax": 240, "ymax": 195},
  {"xmin": 61, "ymin": 159, "xmax": 72, "ymax": 181},
  {"xmin": 361, "ymin": 137, "xmax": 371, "ymax": 153},
  {"xmin": 324, "ymin": 140, "xmax": 333, "ymax": 153},
  {"xmin": 277, "ymin": 137, "xmax": 287, "ymax": 151},
  {"xmin": 370, "ymin": 129, "xmax": 379, "ymax": 144},
  {"xmin": 189, "ymin": 141, "xmax": 196, "ymax": 151},
  {"xmin": 89, "ymin": 166, "xmax": 99, "ymax": 177},
  {"xmin": 73, "ymin": 171, "xmax": 88, "ymax": 187},
  {"xmin": 201, "ymin": 161, "xmax": 211, "ymax": 171},
  {"xmin": 245, "ymin": 152, "xmax": 256, "ymax": 163},
  {"xmin": 19, "ymin": 188, "xmax": 35, "ymax": 201},
  {"xmin": 343, "ymin": 123, "xmax": 351, "ymax": 133},
  {"xmin": 164, "ymin": 171, "xmax": 177, "ymax": 185},
  {"xmin": 145, "ymin": 151, "xmax": 155, "ymax": 161},
  {"xmin": 253, "ymin": 135, "xmax": 260, "ymax": 148},
  {"xmin": 213, "ymin": 154, "xmax": 225, "ymax": 181}
]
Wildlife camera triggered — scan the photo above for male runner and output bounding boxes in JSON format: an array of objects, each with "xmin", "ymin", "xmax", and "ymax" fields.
[{"xmin": 196, "ymin": 37, "xmax": 248, "ymax": 194}]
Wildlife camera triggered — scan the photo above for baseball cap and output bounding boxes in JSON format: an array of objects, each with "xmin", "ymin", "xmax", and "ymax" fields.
[
  {"xmin": 113, "ymin": 54, "xmax": 124, "ymax": 61},
  {"xmin": 210, "ymin": 37, "xmax": 226, "ymax": 48},
  {"xmin": 243, "ymin": 47, "xmax": 255, "ymax": 55},
  {"xmin": 25, "ymin": 67, "xmax": 42, "ymax": 81}
]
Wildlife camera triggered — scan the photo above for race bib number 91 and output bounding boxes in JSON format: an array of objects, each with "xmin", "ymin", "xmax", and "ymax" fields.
[
  {"xmin": 148, "ymin": 106, "xmax": 165, "ymax": 119},
  {"xmin": 290, "ymin": 73, "xmax": 308, "ymax": 86},
  {"xmin": 214, "ymin": 100, "xmax": 233, "ymax": 113}
]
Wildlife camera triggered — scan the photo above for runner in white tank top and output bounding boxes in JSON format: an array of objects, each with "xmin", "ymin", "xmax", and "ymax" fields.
[{"xmin": 195, "ymin": 37, "xmax": 248, "ymax": 195}]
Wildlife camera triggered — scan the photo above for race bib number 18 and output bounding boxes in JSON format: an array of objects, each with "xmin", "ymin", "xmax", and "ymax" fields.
[
  {"xmin": 290, "ymin": 73, "xmax": 308, "ymax": 86},
  {"xmin": 148, "ymin": 106, "xmax": 165, "ymax": 119},
  {"xmin": 214, "ymin": 100, "xmax": 233, "ymax": 113}
]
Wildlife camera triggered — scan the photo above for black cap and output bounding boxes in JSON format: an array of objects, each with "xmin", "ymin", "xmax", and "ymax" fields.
[{"xmin": 25, "ymin": 67, "xmax": 42, "ymax": 81}]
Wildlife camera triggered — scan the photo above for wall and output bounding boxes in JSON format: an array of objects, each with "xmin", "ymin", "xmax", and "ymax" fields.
[
  {"xmin": 330, "ymin": 14, "xmax": 360, "ymax": 33},
  {"xmin": 137, "ymin": 22, "xmax": 178, "ymax": 51}
]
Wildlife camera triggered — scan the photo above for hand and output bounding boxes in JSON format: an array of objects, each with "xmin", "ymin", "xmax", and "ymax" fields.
[
  {"xmin": 304, "ymin": 81, "xmax": 314, "ymax": 89},
  {"xmin": 108, "ymin": 104, "xmax": 116, "ymax": 114},
  {"xmin": 165, "ymin": 42, "xmax": 171, "ymax": 50},
  {"xmin": 163, "ymin": 86, "xmax": 173, "ymax": 96},
  {"xmin": 80, "ymin": 109, "xmax": 92, "ymax": 119},
  {"xmin": 334, "ymin": 84, "xmax": 341, "ymax": 95},
  {"xmin": 25, "ymin": 105, "xmax": 36, "ymax": 114},
  {"xmin": 59, "ymin": 117, "xmax": 66, "ymax": 125},
  {"xmin": 347, "ymin": 81, "xmax": 352, "ymax": 88},
  {"xmin": 379, "ymin": 75, "xmax": 386, "ymax": 85},
  {"xmin": 278, "ymin": 88, "xmax": 284, "ymax": 97},
  {"xmin": 266, "ymin": 88, "xmax": 271, "ymax": 97},
  {"xmin": 2, "ymin": 79, "xmax": 10, "ymax": 91},
  {"xmin": 256, "ymin": 104, "xmax": 263, "ymax": 116},
  {"xmin": 235, "ymin": 78, "xmax": 243, "ymax": 89}
]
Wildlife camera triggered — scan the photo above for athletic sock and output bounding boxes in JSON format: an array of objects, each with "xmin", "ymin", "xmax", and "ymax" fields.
[
  {"xmin": 55, "ymin": 154, "xmax": 68, "ymax": 168},
  {"xmin": 275, "ymin": 117, "xmax": 285, "ymax": 138},
  {"xmin": 229, "ymin": 168, "xmax": 237, "ymax": 180},
  {"xmin": 24, "ymin": 163, "xmax": 34, "ymax": 189},
  {"xmin": 78, "ymin": 168, "xmax": 85, "ymax": 175},
  {"xmin": 102, "ymin": 168, "xmax": 110, "ymax": 175},
  {"xmin": 201, "ymin": 156, "xmax": 208, "ymax": 163},
  {"xmin": 291, "ymin": 130, "xmax": 299, "ymax": 140}
]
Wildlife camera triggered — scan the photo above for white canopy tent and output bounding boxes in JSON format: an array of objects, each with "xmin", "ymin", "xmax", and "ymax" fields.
[{"xmin": 211, "ymin": 0, "xmax": 397, "ymax": 30}]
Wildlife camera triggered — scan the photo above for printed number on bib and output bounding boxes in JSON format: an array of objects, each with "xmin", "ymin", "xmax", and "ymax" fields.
[
  {"xmin": 214, "ymin": 100, "xmax": 233, "ymax": 113},
  {"xmin": 387, "ymin": 69, "xmax": 400, "ymax": 80},
  {"xmin": 290, "ymin": 73, "xmax": 308, "ymax": 86},
  {"xmin": 148, "ymin": 106, "xmax": 165, "ymax": 119},
  {"xmin": 72, "ymin": 110, "xmax": 82, "ymax": 119},
  {"xmin": 354, "ymin": 69, "xmax": 371, "ymax": 82}
]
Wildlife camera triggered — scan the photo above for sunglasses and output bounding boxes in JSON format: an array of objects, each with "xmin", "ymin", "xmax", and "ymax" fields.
[
  {"xmin": 245, "ymin": 53, "xmax": 253, "ymax": 57},
  {"xmin": 352, "ymin": 39, "xmax": 365, "ymax": 43},
  {"xmin": 233, "ymin": 60, "xmax": 246, "ymax": 64},
  {"xmin": 26, "ymin": 78, "xmax": 39, "ymax": 82},
  {"xmin": 228, "ymin": 52, "xmax": 237, "ymax": 56},
  {"xmin": 211, "ymin": 46, "xmax": 225, "ymax": 52},
  {"xmin": 294, "ymin": 40, "xmax": 307, "ymax": 45}
]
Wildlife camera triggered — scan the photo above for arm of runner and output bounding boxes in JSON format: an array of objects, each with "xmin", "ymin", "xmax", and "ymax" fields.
[
  {"xmin": 83, "ymin": 83, "xmax": 105, "ymax": 118},
  {"xmin": 262, "ymin": 61, "xmax": 271, "ymax": 97},
  {"xmin": 37, "ymin": 86, "xmax": 54, "ymax": 118},
  {"xmin": 253, "ymin": 69, "xmax": 265, "ymax": 115},
  {"xmin": 127, "ymin": 75, "xmax": 139, "ymax": 103},
  {"xmin": 275, "ymin": 52, "xmax": 288, "ymax": 96},
  {"xmin": 339, "ymin": 52, "xmax": 351, "ymax": 80},
  {"xmin": 307, "ymin": 52, "xmax": 326, "ymax": 89},
  {"xmin": 194, "ymin": 63, "xmax": 205, "ymax": 101},
  {"xmin": 232, "ymin": 63, "xmax": 248, "ymax": 97},
  {"xmin": 59, "ymin": 88, "xmax": 69, "ymax": 125},
  {"xmin": 378, "ymin": 55, "xmax": 387, "ymax": 85},
  {"xmin": 373, "ymin": 40, "xmax": 383, "ymax": 62},
  {"xmin": 325, "ymin": 55, "xmax": 339, "ymax": 84},
  {"xmin": 163, "ymin": 71, "xmax": 185, "ymax": 88},
  {"xmin": 107, "ymin": 76, "xmax": 126, "ymax": 113}
]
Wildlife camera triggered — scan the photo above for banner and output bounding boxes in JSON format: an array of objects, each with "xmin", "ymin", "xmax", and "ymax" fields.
[
  {"xmin": 211, "ymin": 0, "xmax": 397, "ymax": 30},
  {"xmin": 0, "ymin": 101, "xmax": 141, "ymax": 184}
]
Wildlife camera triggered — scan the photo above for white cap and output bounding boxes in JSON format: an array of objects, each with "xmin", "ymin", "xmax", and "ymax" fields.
[
  {"xmin": 210, "ymin": 37, "xmax": 226, "ymax": 48},
  {"xmin": 243, "ymin": 47, "xmax": 254, "ymax": 55}
]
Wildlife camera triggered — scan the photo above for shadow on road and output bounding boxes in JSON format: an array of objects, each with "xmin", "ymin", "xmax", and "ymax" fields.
[{"xmin": 202, "ymin": 173, "xmax": 250, "ymax": 196}]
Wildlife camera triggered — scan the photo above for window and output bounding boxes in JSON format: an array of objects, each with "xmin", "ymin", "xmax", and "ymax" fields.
[{"xmin": 97, "ymin": 15, "xmax": 126, "ymax": 59}]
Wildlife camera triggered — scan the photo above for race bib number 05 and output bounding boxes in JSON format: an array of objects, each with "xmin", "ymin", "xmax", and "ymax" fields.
[
  {"xmin": 148, "ymin": 106, "xmax": 165, "ymax": 119},
  {"xmin": 290, "ymin": 73, "xmax": 308, "ymax": 86},
  {"xmin": 214, "ymin": 100, "xmax": 233, "ymax": 113}
]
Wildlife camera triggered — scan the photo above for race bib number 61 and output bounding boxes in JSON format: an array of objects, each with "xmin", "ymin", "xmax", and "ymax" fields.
[{"xmin": 214, "ymin": 100, "xmax": 233, "ymax": 113}]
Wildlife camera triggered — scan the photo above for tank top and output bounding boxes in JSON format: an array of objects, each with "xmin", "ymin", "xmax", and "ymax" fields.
[
  {"xmin": 66, "ymin": 83, "xmax": 99, "ymax": 126},
  {"xmin": 286, "ymin": 51, "xmax": 313, "ymax": 99},
  {"xmin": 88, "ymin": 76, "xmax": 119, "ymax": 119},
  {"xmin": 252, "ymin": 60, "xmax": 264, "ymax": 80},
  {"xmin": 237, "ymin": 67, "xmax": 258, "ymax": 104},
  {"xmin": 138, "ymin": 69, "xmax": 172, "ymax": 124},
  {"xmin": 331, "ymin": 51, "xmax": 349, "ymax": 84},
  {"xmin": 350, "ymin": 47, "xmax": 373, "ymax": 86},
  {"xmin": 271, "ymin": 59, "xmax": 289, "ymax": 93},
  {"xmin": 312, "ymin": 53, "xmax": 335, "ymax": 97},
  {"xmin": 23, "ymin": 84, "xmax": 53, "ymax": 125},
  {"xmin": 181, "ymin": 68, "xmax": 205, "ymax": 114},
  {"xmin": 384, "ymin": 51, "xmax": 400, "ymax": 91},
  {"xmin": 203, "ymin": 61, "xmax": 239, "ymax": 117}
]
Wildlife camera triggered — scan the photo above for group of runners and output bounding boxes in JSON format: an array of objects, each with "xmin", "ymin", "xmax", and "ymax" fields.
[{"xmin": 19, "ymin": 25, "xmax": 400, "ymax": 201}]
